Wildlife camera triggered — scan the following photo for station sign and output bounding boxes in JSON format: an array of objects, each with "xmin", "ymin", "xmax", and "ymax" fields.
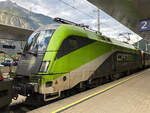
[
  {"xmin": 2, "ymin": 45, "xmax": 15, "ymax": 49},
  {"xmin": 138, "ymin": 19, "xmax": 150, "ymax": 32}
]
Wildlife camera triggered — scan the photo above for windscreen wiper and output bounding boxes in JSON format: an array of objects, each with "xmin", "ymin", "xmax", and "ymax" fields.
[
  {"xmin": 17, "ymin": 51, "xmax": 37, "ymax": 56},
  {"xmin": 27, "ymin": 51, "xmax": 37, "ymax": 56}
]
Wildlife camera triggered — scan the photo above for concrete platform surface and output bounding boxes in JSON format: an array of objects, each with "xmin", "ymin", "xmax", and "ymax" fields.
[{"xmin": 29, "ymin": 68, "xmax": 150, "ymax": 113}]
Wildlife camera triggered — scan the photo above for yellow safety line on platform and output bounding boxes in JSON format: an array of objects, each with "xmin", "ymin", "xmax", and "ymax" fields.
[{"xmin": 52, "ymin": 70, "xmax": 147, "ymax": 113}]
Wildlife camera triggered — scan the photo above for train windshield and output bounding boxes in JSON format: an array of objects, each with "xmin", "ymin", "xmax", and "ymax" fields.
[{"xmin": 25, "ymin": 29, "xmax": 55, "ymax": 53}]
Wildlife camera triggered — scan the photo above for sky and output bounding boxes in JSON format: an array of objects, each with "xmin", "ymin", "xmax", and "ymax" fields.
[{"xmin": 0, "ymin": 0, "xmax": 142, "ymax": 44}]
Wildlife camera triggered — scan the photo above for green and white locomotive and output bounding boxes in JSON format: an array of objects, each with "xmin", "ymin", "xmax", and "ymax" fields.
[{"xmin": 13, "ymin": 18, "xmax": 143, "ymax": 102}]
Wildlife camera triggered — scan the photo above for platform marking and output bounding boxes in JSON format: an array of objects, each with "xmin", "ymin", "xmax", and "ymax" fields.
[{"xmin": 52, "ymin": 70, "xmax": 146, "ymax": 113}]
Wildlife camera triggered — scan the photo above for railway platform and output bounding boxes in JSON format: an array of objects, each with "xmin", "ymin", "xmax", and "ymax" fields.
[{"xmin": 29, "ymin": 68, "xmax": 150, "ymax": 113}]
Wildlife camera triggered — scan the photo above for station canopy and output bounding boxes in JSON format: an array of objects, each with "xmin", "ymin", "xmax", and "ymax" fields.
[
  {"xmin": 88, "ymin": 0, "xmax": 150, "ymax": 41},
  {"xmin": 0, "ymin": 24, "xmax": 33, "ymax": 41}
]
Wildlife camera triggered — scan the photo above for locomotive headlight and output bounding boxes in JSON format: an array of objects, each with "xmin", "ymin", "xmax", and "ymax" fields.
[{"xmin": 40, "ymin": 61, "xmax": 50, "ymax": 73}]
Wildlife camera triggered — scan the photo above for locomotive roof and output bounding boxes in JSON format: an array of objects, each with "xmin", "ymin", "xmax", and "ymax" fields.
[
  {"xmin": 37, "ymin": 24, "xmax": 137, "ymax": 50},
  {"xmin": 59, "ymin": 24, "xmax": 137, "ymax": 50},
  {"xmin": 110, "ymin": 38, "xmax": 136, "ymax": 50}
]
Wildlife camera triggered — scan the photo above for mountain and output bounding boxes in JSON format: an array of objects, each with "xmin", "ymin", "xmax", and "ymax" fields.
[{"xmin": 0, "ymin": 0, "xmax": 55, "ymax": 30}]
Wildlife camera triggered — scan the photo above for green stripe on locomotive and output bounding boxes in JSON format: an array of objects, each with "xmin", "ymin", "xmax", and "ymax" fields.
[{"xmin": 38, "ymin": 24, "xmax": 140, "ymax": 85}]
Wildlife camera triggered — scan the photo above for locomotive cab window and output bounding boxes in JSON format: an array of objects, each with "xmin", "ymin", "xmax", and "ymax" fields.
[{"xmin": 24, "ymin": 29, "xmax": 55, "ymax": 53}]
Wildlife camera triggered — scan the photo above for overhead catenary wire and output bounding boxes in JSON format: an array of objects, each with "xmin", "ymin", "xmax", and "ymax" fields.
[
  {"xmin": 58, "ymin": 0, "xmax": 126, "ymax": 35},
  {"xmin": 58, "ymin": 0, "xmax": 96, "ymax": 19},
  {"xmin": 2, "ymin": 0, "xmax": 132, "ymax": 41},
  {"xmin": 1, "ymin": 0, "xmax": 113, "ymax": 32}
]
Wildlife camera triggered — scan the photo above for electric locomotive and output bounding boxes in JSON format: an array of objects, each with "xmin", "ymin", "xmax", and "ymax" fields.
[{"xmin": 12, "ymin": 18, "xmax": 144, "ymax": 102}]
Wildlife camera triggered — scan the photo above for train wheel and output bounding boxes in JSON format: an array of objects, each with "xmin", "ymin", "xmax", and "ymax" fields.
[
  {"xmin": 78, "ymin": 82, "xmax": 86, "ymax": 92},
  {"xmin": 25, "ymin": 94, "xmax": 46, "ymax": 107},
  {"xmin": 126, "ymin": 70, "xmax": 130, "ymax": 76},
  {"xmin": 112, "ymin": 73, "xmax": 120, "ymax": 81},
  {"xmin": 60, "ymin": 91, "xmax": 66, "ymax": 99}
]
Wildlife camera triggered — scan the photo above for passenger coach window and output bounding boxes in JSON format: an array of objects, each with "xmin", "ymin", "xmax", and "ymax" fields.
[{"xmin": 55, "ymin": 36, "xmax": 95, "ymax": 59}]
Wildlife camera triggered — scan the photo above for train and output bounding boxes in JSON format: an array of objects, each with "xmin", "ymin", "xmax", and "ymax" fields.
[{"xmin": 12, "ymin": 18, "xmax": 150, "ymax": 103}]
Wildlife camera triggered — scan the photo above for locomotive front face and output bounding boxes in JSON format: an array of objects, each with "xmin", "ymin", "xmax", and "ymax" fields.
[
  {"xmin": 16, "ymin": 30, "xmax": 54, "ymax": 76},
  {"xmin": 14, "ymin": 29, "xmax": 55, "ymax": 96}
]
